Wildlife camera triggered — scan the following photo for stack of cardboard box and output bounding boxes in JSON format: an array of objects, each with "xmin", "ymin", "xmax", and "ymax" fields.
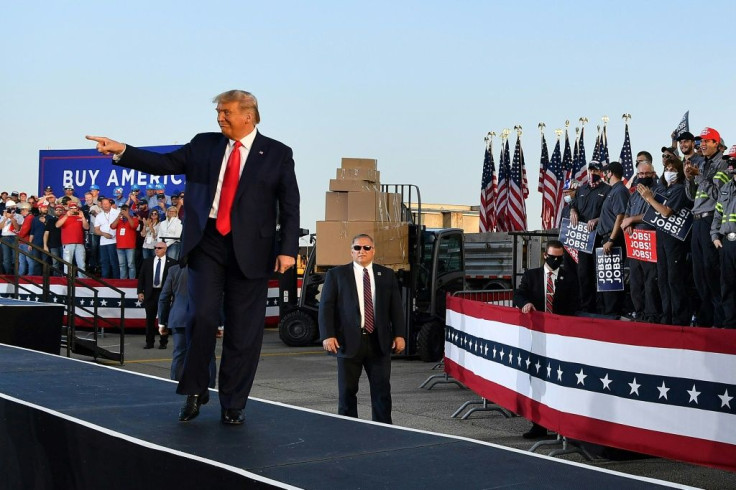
[{"xmin": 316, "ymin": 158, "xmax": 410, "ymax": 269}]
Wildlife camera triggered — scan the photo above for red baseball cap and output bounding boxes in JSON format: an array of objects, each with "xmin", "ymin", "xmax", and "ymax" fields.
[
  {"xmin": 700, "ymin": 127, "xmax": 721, "ymax": 142},
  {"xmin": 68, "ymin": 202, "xmax": 79, "ymax": 209},
  {"xmin": 724, "ymin": 145, "xmax": 736, "ymax": 160}
]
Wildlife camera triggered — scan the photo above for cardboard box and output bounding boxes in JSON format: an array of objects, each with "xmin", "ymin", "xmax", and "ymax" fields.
[
  {"xmin": 328, "ymin": 179, "xmax": 380, "ymax": 192},
  {"xmin": 316, "ymin": 221, "xmax": 410, "ymax": 267},
  {"xmin": 335, "ymin": 168, "xmax": 380, "ymax": 183},
  {"xmin": 324, "ymin": 192, "xmax": 348, "ymax": 221},
  {"xmin": 341, "ymin": 158, "xmax": 378, "ymax": 170},
  {"xmin": 348, "ymin": 192, "xmax": 402, "ymax": 222}
]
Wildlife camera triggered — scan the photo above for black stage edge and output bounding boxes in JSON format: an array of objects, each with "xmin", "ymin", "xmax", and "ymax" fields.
[
  {"xmin": 0, "ymin": 299, "xmax": 63, "ymax": 354},
  {"xmin": 0, "ymin": 345, "xmax": 681, "ymax": 490}
]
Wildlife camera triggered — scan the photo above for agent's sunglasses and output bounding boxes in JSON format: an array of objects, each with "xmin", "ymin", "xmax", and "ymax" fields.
[{"xmin": 352, "ymin": 245, "xmax": 373, "ymax": 251}]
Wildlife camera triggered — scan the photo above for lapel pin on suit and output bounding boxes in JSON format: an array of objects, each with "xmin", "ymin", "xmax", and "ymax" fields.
[
  {"xmin": 377, "ymin": 271, "xmax": 382, "ymax": 276},
  {"xmin": 258, "ymin": 150, "xmax": 264, "ymax": 155}
]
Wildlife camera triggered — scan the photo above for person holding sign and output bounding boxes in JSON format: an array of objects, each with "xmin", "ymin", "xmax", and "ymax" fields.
[
  {"xmin": 594, "ymin": 162, "xmax": 629, "ymax": 316},
  {"xmin": 638, "ymin": 155, "xmax": 692, "ymax": 326},
  {"xmin": 711, "ymin": 146, "xmax": 736, "ymax": 328},
  {"xmin": 621, "ymin": 154, "xmax": 662, "ymax": 323},
  {"xmin": 684, "ymin": 127, "xmax": 728, "ymax": 327},
  {"xmin": 569, "ymin": 161, "xmax": 611, "ymax": 313}
]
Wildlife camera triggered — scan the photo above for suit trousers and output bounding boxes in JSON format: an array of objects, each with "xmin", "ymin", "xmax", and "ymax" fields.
[
  {"xmin": 177, "ymin": 219, "xmax": 269, "ymax": 410},
  {"xmin": 720, "ymin": 239, "xmax": 736, "ymax": 329},
  {"xmin": 629, "ymin": 258, "xmax": 660, "ymax": 322},
  {"xmin": 144, "ymin": 289, "xmax": 163, "ymax": 346},
  {"xmin": 337, "ymin": 332, "xmax": 392, "ymax": 424}
]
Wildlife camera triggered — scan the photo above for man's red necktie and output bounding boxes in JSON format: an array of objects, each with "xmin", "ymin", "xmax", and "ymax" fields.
[
  {"xmin": 546, "ymin": 271, "xmax": 554, "ymax": 313},
  {"xmin": 216, "ymin": 141, "xmax": 242, "ymax": 235}
]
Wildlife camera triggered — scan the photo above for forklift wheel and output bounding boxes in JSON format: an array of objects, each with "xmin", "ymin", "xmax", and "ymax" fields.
[
  {"xmin": 417, "ymin": 320, "xmax": 445, "ymax": 362},
  {"xmin": 279, "ymin": 310, "xmax": 318, "ymax": 347}
]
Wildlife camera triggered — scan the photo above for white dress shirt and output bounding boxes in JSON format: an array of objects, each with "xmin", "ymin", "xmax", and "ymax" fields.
[
  {"xmin": 209, "ymin": 128, "xmax": 258, "ymax": 219},
  {"xmin": 353, "ymin": 261, "xmax": 376, "ymax": 329}
]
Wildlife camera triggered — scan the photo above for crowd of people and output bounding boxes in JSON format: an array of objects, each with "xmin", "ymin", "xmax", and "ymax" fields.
[
  {"xmin": 553, "ymin": 127, "xmax": 736, "ymax": 329},
  {"xmin": 0, "ymin": 182, "xmax": 184, "ymax": 279}
]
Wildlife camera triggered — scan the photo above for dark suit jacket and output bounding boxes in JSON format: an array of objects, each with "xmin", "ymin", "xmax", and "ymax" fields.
[
  {"xmin": 158, "ymin": 265, "xmax": 188, "ymax": 328},
  {"xmin": 116, "ymin": 131, "xmax": 300, "ymax": 278},
  {"xmin": 138, "ymin": 255, "xmax": 177, "ymax": 305},
  {"xmin": 514, "ymin": 266, "xmax": 579, "ymax": 316},
  {"xmin": 319, "ymin": 263, "xmax": 405, "ymax": 358}
]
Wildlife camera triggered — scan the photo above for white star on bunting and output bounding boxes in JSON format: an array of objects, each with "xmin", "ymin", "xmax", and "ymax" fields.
[
  {"xmin": 687, "ymin": 384, "xmax": 701, "ymax": 404},
  {"xmin": 657, "ymin": 381, "xmax": 670, "ymax": 400},
  {"xmin": 628, "ymin": 378, "xmax": 641, "ymax": 396},
  {"xmin": 575, "ymin": 369, "xmax": 587, "ymax": 386}
]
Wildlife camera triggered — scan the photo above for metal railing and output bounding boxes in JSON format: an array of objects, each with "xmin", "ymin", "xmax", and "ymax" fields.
[
  {"xmin": 0, "ymin": 237, "xmax": 126, "ymax": 364},
  {"xmin": 452, "ymin": 289, "xmax": 514, "ymax": 307}
]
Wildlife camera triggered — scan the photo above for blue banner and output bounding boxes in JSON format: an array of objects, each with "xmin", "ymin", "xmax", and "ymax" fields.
[
  {"xmin": 559, "ymin": 217, "xmax": 596, "ymax": 254},
  {"xmin": 38, "ymin": 146, "xmax": 185, "ymax": 198},
  {"xmin": 642, "ymin": 193, "xmax": 693, "ymax": 241},
  {"xmin": 596, "ymin": 247, "xmax": 624, "ymax": 292}
]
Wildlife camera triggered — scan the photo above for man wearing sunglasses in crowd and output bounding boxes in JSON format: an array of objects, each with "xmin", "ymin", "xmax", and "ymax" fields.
[{"xmin": 319, "ymin": 234, "xmax": 405, "ymax": 424}]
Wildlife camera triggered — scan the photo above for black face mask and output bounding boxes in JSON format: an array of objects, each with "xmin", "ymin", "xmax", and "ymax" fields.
[
  {"xmin": 638, "ymin": 176, "xmax": 654, "ymax": 187},
  {"xmin": 590, "ymin": 174, "xmax": 602, "ymax": 184},
  {"xmin": 545, "ymin": 255, "xmax": 563, "ymax": 270}
]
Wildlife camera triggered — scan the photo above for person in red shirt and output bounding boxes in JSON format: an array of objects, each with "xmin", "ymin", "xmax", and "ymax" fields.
[
  {"xmin": 111, "ymin": 204, "xmax": 139, "ymax": 279},
  {"xmin": 55, "ymin": 201, "xmax": 89, "ymax": 276},
  {"xmin": 16, "ymin": 203, "xmax": 33, "ymax": 275}
]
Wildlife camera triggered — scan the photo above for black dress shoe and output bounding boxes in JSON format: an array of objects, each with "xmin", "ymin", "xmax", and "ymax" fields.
[
  {"xmin": 143, "ymin": 344, "xmax": 154, "ymax": 349},
  {"xmin": 221, "ymin": 408, "xmax": 245, "ymax": 425},
  {"xmin": 178, "ymin": 391, "xmax": 210, "ymax": 422},
  {"xmin": 522, "ymin": 422, "xmax": 548, "ymax": 439},
  {"xmin": 158, "ymin": 343, "xmax": 167, "ymax": 349}
]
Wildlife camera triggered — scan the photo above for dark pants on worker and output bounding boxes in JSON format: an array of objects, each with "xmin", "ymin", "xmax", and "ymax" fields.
[
  {"xmin": 144, "ymin": 290, "xmax": 165, "ymax": 347},
  {"xmin": 177, "ymin": 219, "xmax": 269, "ymax": 411},
  {"xmin": 629, "ymin": 258, "xmax": 660, "ymax": 323},
  {"xmin": 577, "ymin": 246, "xmax": 597, "ymax": 313},
  {"xmin": 658, "ymin": 232, "xmax": 690, "ymax": 326},
  {"xmin": 691, "ymin": 217, "xmax": 723, "ymax": 327},
  {"xmin": 337, "ymin": 331, "xmax": 392, "ymax": 424},
  {"xmin": 720, "ymin": 239, "xmax": 736, "ymax": 329}
]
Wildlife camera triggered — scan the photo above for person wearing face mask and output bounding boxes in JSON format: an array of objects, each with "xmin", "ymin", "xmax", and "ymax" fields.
[
  {"xmin": 592, "ymin": 161, "xmax": 630, "ymax": 317},
  {"xmin": 514, "ymin": 240, "xmax": 579, "ymax": 438},
  {"xmin": 568, "ymin": 161, "xmax": 611, "ymax": 313},
  {"xmin": 621, "ymin": 153, "xmax": 662, "ymax": 323},
  {"xmin": 683, "ymin": 127, "xmax": 728, "ymax": 327},
  {"xmin": 638, "ymin": 153, "xmax": 693, "ymax": 326},
  {"xmin": 710, "ymin": 145, "xmax": 736, "ymax": 328}
]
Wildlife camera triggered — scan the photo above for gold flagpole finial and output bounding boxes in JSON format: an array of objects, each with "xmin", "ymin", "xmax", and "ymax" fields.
[
  {"xmin": 622, "ymin": 113, "xmax": 631, "ymax": 123},
  {"xmin": 579, "ymin": 117, "xmax": 588, "ymax": 126},
  {"xmin": 514, "ymin": 125, "xmax": 522, "ymax": 137},
  {"xmin": 565, "ymin": 120, "xmax": 570, "ymax": 128},
  {"xmin": 554, "ymin": 128, "xmax": 563, "ymax": 139},
  {"xmin": 502, "ymin": 128, "xmax": 510, "ymax": 140},
  {"xmin": 575, "ymin": 127, "xmax": 580, "ymax": 136},
  {"xmin": 538, "ymin": 122, "xmax": 546, "ymax": 134},
  {"xmin": 602, "ymin": 115, "xmax": 609, "ymax": 126}
]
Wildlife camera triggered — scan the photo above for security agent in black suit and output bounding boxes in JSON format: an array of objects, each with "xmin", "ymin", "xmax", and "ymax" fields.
[
  {"xmin": 87, "ymin": 90, "xmax": 300, "ymax": 426},
  {"xmin": 319, "ymin": 234, "xmax": 406, "ymax": 424},
  {"xmin": 138, "ymin": 241, "xmax": 177, "ymax": 349},
  {"xmin": 514, "ymin": 240, "xmax": 579, "ymax": 438}
]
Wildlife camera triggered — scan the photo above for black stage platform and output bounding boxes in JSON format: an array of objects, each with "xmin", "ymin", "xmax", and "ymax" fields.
[
  {"xmin": 0, "ymin": 344, "xmax": 683, "ymax": 490},
  {"xmin": 0, "ymin": 298, "xmax": 63, "ymax": 354}
]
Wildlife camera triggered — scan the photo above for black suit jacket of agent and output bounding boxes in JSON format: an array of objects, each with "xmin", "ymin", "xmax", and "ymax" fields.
[
  {"xmin": 319, "ymin": 263, "xmax": 406, "ymax": 359},
  {"xmin": 138, "ymin": 255, "xmax": 177, "ymax": 305},
  {"xmin": 116, "ymin": 131, "xmax": 300, "ymax": 278},
  {"xmin": 513, "ymin": 266, "xmax": 580, "ymax": 316}
]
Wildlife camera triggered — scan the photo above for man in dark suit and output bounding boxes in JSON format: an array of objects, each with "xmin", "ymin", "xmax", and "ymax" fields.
[
  {"xmin": 87, "ymin": 89, "xmax": 300, "ymax": 425},
  {"xmin": 514, "ymin": 239, "xmax": 579, "ymax": 438},
  {"xmin": 319, "ymin": 234, "xmax": 405, "ymax": 424},
  {"xmin": 138, "ymin": 241, "xmax": 176, "ymax": 349}
]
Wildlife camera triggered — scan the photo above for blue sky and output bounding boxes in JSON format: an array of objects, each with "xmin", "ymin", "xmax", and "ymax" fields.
[{"xmin": 2, "ymin": 1, "xmax": 735, "ymax": 231}]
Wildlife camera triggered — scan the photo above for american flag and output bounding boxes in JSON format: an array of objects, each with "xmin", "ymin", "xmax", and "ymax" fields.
[
  {"xmin": 495, "ymin": 139, "xmax": 511, "ymax": 232},
  {"xmin": 445, "ymin": 299, "xmax": 736, "ymax": 473},
  {"xmin": 507, "ymin": 135, "xmax": 528, "ymax": 231},
  {"xmin": 574, "ymin": 126, "xmax": 588, "ymax": 186},
  {"xmin": 562, "ymin": 129, "xmax": 573, "ymax": 184},
  {"xmin": 591, "ymin": 128, "xmax": 601, "ymax": 162},
  {"xmin": 619, "ymin": 123, "xmax": 635, "ymax": 187},
  {"xmin": 542, "ymin": 136, "xmax": 561, "ymax": 230},
  {"xmin": 537, "ymin": 133, "xmax": 548, "ymax": 194},
  {"xmin": 599, "ymin": 125, "xmax": 610, "ymax": 165},
  {"xmin": 479, "ymin": 139, "xmax": 498, "ymax": 232}
]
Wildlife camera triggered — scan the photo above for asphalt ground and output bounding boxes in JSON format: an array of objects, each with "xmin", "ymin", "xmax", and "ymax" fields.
[{"xmin": 87, "ymin": 328, "xmax": 736, "ymax": 490}]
